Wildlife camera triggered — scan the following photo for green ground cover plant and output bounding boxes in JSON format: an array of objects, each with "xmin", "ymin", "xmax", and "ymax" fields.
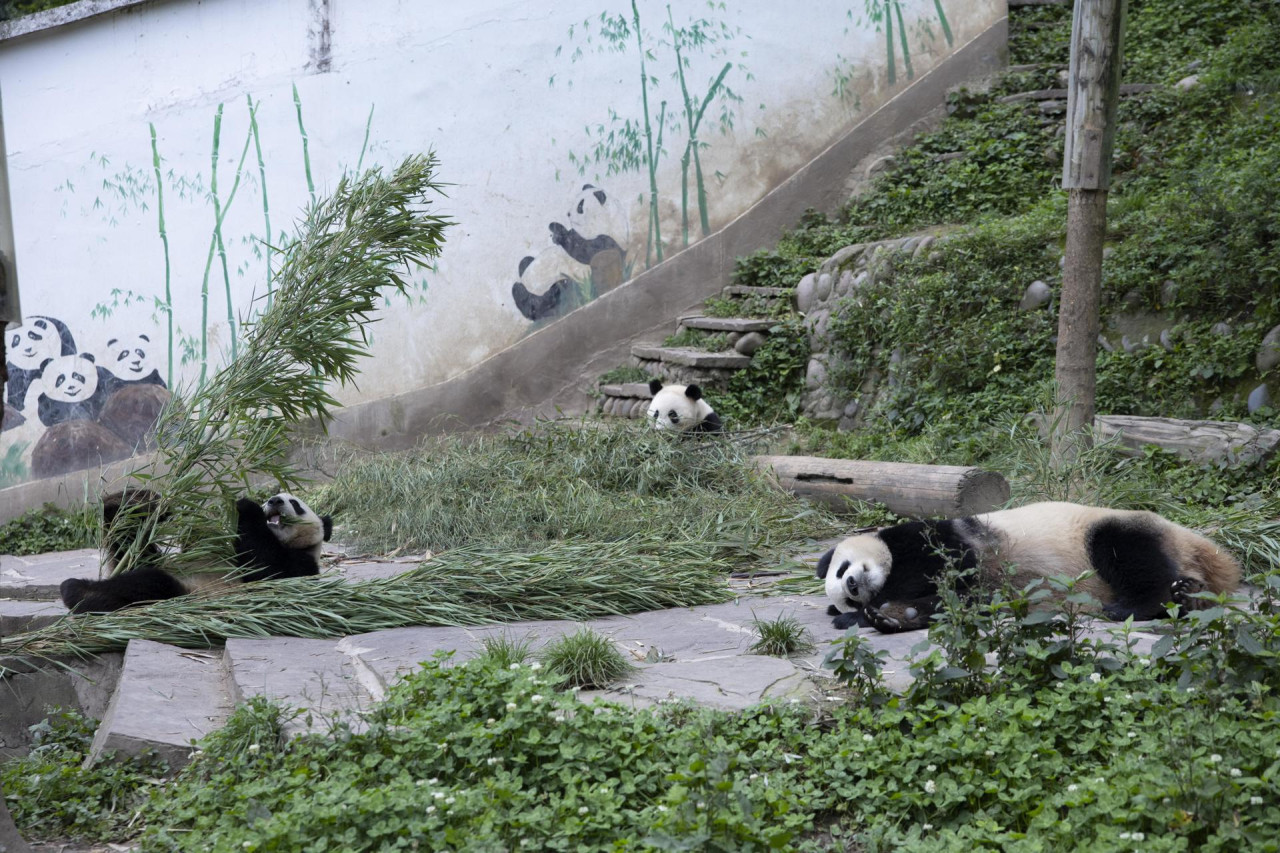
[
  {"xmin": 538, "ymin": 628, "xmax": 635, "ymax": 689},
  {"xmin": 0, "ymin": 503, "xmax": 95, "ymax": 555}
]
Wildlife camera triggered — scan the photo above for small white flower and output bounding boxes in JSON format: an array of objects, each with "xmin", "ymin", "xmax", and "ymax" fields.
[
  {"xmin": 985, "ymin": 750, "xmax": 995, "ymax": 757},
  {"xmin": 1186, "ymin": 687, "xmax": 1197, "ymax": 694},
  {"xmin": 247, "ymin": 744, "xmax": 260, "ymax": 753},
  {"xmin": 1132, "ymin": 832, "xmax": 1145, "ymax": 841},
  {"xmin": 1128, "ymin": 732, "xmax": 1137, "ymax": 739},
  {"xmin": 531, "ymin": 694, "xmax": 544, "ymax": 704},
  {"xmin": 862, "ymin": 734, "xmax": 873, "ymax": 742},
  {"xmin": 243, "ymin": 843, "xmax": 253, "ymax": 850},
  {"xmin": 697, "ymin": 801, "xmax": 706, "ymax": 810},
  {"xmin": 1230, "ymin": 768, "xmax": 1242, "ymax": 778},
  {"xmin": 1119, "ymin": 832, "xmax": 1131, "ymax": 840},
  {"xmin": 506, "ymin": 702, "xmax": 517, "ymax": 711},
  {"xmin": 530, "ymin": 662, "xmax": 543, "ymax": 671},
  {"xmin": 1089, "ymin": 672, "xmax": 1101, "ymax": 683},
  {"xmin": 1138, "ymin": 656, "xmax": 1151, "ymax": 665},
  {"xmin": 426, "ymin": 806, "xmax": 435, "ymax": 814},
  {"xmin": 1068, "ymin": 784, "xmax": 1079, "ymax": 792},
  {"xmin": 1251, "ymin": 796, "xmax": 1264, "ymax": 806},
  {"xmin": 445, "ymin": 796, "xmax": 456, "ymax": 805},
  {"xmin": 554, "ymin": 714, "xmax": 566, "ymax": 723},
  {"xmin": 509, "ymin": 663, "xmax": 521, "ymax": 670},
  {"xmin": 749, "ymin": 774, "xmax": 759, "ymax": 781},
  {"xmin": 1210, "ymin": 754, "xmax": 1223, "ymax": 764},
  {"xmin": 487, "ymin": 757, "xmax": 502, "ymax": 766},
  {"xmin": 578, "ymin": 806, "xmax": 589, "ymax": 815},
  {"xmin": 926, "ymin": 764, "xmax": 937, "ymax": 772},
  {"xmin": 434, "ymin": 792, "xmax": 445, "ymax": 800},
  {"xmin": 1103, "ymin": 696, "xmax": 1112, "ymax": 703},
  {"xmin": 977, "ymin": 726, "xmax": 986, "ymax": 733},
  {"xmin": 486, "ymin": 718, "xmax": 495, "ymax": 725},
  {"xmin": 428, "ymin": 778, "xmax": 439, "ymax": 785},
  {"xmin": 923, "ymin": 824, "xmax": 933, "ymax": 831},
  {"xmin": 924, "ymin": 780, "xmax": 937, "ymax": 794}
]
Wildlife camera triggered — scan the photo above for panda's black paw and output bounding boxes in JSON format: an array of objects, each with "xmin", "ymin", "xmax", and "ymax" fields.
[
  {"xmin": 863, "ymin": 604, "xmax": 904, "ymax": 634},
  {"xmin": 1170, "ymin": 576, "xmax": 1210, "ymax": 612},
  {"xmin": 831, "ymin": 608, "xmax": 871, "ymax": 631},
  {"xmin": 60, "ymin": 577, "xmax": 89, "ymax": 610},
  {"xmin": 826, "ymin": 604, "xmax": 841, "ymax": 616},
  {"xmin": 235, "ymin": 497, "xmax": 266, "ymax": 522}
]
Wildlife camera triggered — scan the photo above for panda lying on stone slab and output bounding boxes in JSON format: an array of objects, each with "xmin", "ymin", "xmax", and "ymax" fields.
[
  {"xmin": 646, "ymin": 380, "xmax": 722, "ymax": 433},
  {"xmin": 60, "ymin": 490, "xmax": 333, "ymax": 613},
  {"xmin": 817, "ymin": 501, "xmax": 1240, "ymax": 634}
]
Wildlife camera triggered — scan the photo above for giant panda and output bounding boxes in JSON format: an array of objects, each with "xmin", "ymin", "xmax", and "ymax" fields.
[
  {"xmin": 512, "ymin": 184, "xmax": 629, "ymax": 322},
  {"xmin": 816, "ymin": 501, "xmax": 1241, "ymax": 633},
  {"xmin": 646, "ymin": 379, "xmax": 723, "ymax": 433},
  {"xmin": 59, "ymin": 491, "xmax": 334, "ymax": 613},
  {"xmin": 36, "ymin": 352, "xmax": 110, "ymax": 426},
  {"xmin": 99, "ymin": 333, "xmax": 167, "ymax": 397},
  {"xmin": 6, "ymin": 315, "xmax": 77, "ymax": 411}
]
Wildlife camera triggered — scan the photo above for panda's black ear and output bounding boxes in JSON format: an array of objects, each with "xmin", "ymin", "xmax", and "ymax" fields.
[
  {"xmin": 518, "ymin": 256, "xmax": 535, "ymax": 277},
  {"xmin": 321, "ymin": 516, "xmax": 334, "ymax": 542},
  {"xmin": 648, "ymin": 379, "xmax": 664, "ymax": 395},
  {"xmin": 816, "ymin": 548, "xmax": 834, "ymax": 579},
  {"xmin": 83, "ymin": 353, "xmax": 96, "ymax": 363},
  {"xmin": 684, "ymin": 384, "xmax": 703, "ymax": 401},
  {"xmin": 592, "ymin": 189, "xmax": 607, "ymax": 205},
  {"xmin": 39, "ymin": 357, "xmax": 53, "ymax": 371}
]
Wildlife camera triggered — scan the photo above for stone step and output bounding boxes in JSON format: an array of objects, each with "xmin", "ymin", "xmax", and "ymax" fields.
[
  {"xmin": 721, "ymin": 285, "xmax": 791, "ymax": 298},
  {"xmin": 0, "ymin": 549, "xmax": 99, "ymax": 601},
  {"xmin": 679, "ymin": 316, "xmax": 775, "ymax": 333},
  {"xmin": 599, "ymin": 382, "xmax": 654, "ymax": 399},
  {"xmin": 630, "ymin": 346, "xmax": 752, "ymax": 370},
  {"xmin": 998, "ymin": 83, "xmax": 1157, "ymax": 104},
  {"xmin": 86, "ymin": 639, "xmax": 232, "ymax": 769},
  {"xmin": 224, "ymin": 636, "xmax": 378, "ymax": 739},
  {"xmin": 0, "ymin": 598, "xmax": 68, "ymax": 634}
]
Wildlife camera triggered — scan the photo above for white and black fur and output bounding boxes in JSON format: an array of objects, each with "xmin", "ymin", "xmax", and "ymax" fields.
[
  {"xmin": 816, "ymin": 502, "xmax": 1241, "ymax": 633},
  {"xmin": 646, "ymin": 379, "xmax": 722, "ymax": 433},
  {"xmin": 36, "ymin": 352, "xmax": 110, "ymax": 426},
  {"xmin": 7, "ymin": 315, "xmax": 77, "ymax": 411},
  {"xmin": 99, "ymin": 333, "xmax": 167, "ymax": 396},
  {"xmin": 60, "ymin": 492, "xmax": 334, "ymax": 613}
]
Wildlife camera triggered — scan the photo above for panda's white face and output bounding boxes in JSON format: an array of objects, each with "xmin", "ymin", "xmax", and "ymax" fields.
[
  {"xmin": 104, "ymin": 334, "xmax": 155, "ymax": 379},
  {"xmin": 822, "ymin": 534, "xmax": 891, "ymax": 608},
  {"xmin": 9, "ymin": 318, "xmax": 64, "ymax": 370},
  {"xmin": 41, "ymin": 354, "xmax": 99, "ymax": 402},
  {"xmin": 647, "ymin": 382, "xmax": 710, "ymax": 431},
  {"xmin": 565, "ymin": 183, "xmax": 628, "ymax": 242},
  {"xmin": 262, "ymin": 493, "xmax": 331, "ymax": 553}
]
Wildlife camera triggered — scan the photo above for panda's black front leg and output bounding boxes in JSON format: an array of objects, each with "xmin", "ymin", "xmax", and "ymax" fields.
[
  {"xmin": 864, "ymin": 596, "xmax": 941, "ymax": 633},
  {"xmin": 831, "ymin": 604, "xmax": 873, "ymax": 631},
  {"xmin": 234, "ymin": 498, "xmax": 296, "ymax": 583}
]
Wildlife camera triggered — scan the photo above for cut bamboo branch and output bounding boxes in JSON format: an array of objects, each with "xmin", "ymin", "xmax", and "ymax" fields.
[{"xmin": 753, "ymin": 455, "xmax": 1010, "ymax": 518}]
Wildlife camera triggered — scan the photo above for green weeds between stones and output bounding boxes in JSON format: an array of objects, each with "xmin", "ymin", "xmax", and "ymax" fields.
[
  {"xmin": 747, "ymin": 612, "xmax": 816, "ymax": 658},
  {"xmin": 538, "ymin": 629, "xmax": 635, "ymax": 690}
]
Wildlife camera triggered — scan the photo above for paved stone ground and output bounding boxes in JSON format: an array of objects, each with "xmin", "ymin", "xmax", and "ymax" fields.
[{"xmin": 1, "ymin": 544, "xmax": 1175, "ymax": 774}]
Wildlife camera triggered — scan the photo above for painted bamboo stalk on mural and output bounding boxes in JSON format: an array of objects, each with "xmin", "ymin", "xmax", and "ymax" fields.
[
  {"xmin": 149, "ymin": 123, "xmax": 174, "ymax": 387},
  {"xmin": 861, "ymin": 0, "xmax": 953, "ymax": 87},
  {"xmin": 293, "ymin": 83, "xmax": 317, "ymax": 207},
  {"xmin": 247, "ymin": 94, "xmax": 275, "ymax": 311},
  {"xmin": 632, "ymin": 0, "xmax": 664, "ymax": 266}
]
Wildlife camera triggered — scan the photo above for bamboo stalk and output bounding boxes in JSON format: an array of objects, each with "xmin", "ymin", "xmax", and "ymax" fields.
[
  {"xmin": 247, "ymin": 94, "xmax": 274, "ymax": 311},
  {"xmin": 292, "ymin": 83, "xmax": 317, "ymax": 207},
  {"xmin": 149, "ymin": 123, "xmax": 174, "ymax": 387},
  {"xmin": 631, "ymin": 0, "xmax": 662, "ymax": 266},
  {"xmin": 894, "ymin": 0, "xmax": 914, "ymax": 81}
]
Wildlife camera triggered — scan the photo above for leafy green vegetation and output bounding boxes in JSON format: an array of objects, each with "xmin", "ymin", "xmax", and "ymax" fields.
[
  {"xmin": 597, "ymin": 365, "xmax": 653, "ymax": 386},
  {"xmin": 0, "ymin": 0, "xmax": 76, "ymax": 22},
  {"xmin": 0, "ymin": 503, "xmax": 96, "ymax": 555},
  {"xmin": 747, "ymin": 612, "xmax": 815, "ymax": 657},
  {"xmin": 662, "ymin": 327, "xmax": 732, "ymax": 352}
]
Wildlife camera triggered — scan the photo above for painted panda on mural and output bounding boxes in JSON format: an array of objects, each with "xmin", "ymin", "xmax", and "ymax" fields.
[
  {"xmin": 6, "ymin": 315, "xmax": 77, "ymax": 412},
  {"xmin": 511, "ymin": 184, "xmax": 630, "ymax": 322},
  {"xmin": 98, "ymin": 332, "xmax": 167, "ymax": 397},
  {"xmin": 35, "ymin": 352, "xmax": 110, "ymax": 427},
  {"xmin": 817, "ymin": 502, "xmax": 1241, "ymax": 634}
]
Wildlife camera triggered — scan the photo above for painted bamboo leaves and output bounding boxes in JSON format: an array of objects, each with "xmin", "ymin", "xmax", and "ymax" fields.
[
  {"xmin": 556, "ymin": 1, "xmax": 748, "ymax": 267},
  {"xmin": 859, "ymin": 0, "xmax": 954, "ymax": 87}
]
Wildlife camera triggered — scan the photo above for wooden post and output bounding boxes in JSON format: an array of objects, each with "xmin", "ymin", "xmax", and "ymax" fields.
[{"xmin": 1054, "ymin": 0, "xmax": 1126, "ymax": 464}]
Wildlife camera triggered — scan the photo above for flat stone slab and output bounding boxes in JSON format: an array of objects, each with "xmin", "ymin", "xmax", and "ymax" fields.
[
  {"xmin": 331, "ymin": 555, "xmax": 430, "ymax": 583},
  {"xmin": 631, "ymin": 346, "xmax": 752, "ymax": 369},
  {"xmin": 0, "ymin": 598, "xmax": 67, "ymax": 634},
  {"xmin": 225, "ymin": 637, "xmax": 378, "ymax": 737},
  {"xmin": 87, "ymin": 639, "xmax": 231, "ymax": 769},
  {"xmin": 0, "ymin": 549, "xmax": 99, "ymax": 600},
  {"xmin": 681, "ymin": 316, "xmax": 774, "ymax": 333},
  {"xmin": 599, "ymin": 382, "xmax": 653, "ymax": 399},
  {"xmin": 589, "ymin": 655, "xmax": 818, "ymax": 711}
]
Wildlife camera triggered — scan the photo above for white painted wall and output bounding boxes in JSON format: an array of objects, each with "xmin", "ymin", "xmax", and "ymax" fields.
[{"xmin": 0, "ymin": 0, "xmax": 1001, "ymax": 484}]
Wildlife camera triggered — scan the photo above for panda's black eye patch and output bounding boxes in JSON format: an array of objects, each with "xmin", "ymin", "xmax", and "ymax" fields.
[
  {"xmin": 835, "ymin": 560, "xmax": 851, "ymax": 578},
  {"xmin": 577, "ymin": 200, "xmax": 585, "ymax": 214},
  {"xmin": 289, "ymin": 499, "xmax": 305, "ymax": 516}
]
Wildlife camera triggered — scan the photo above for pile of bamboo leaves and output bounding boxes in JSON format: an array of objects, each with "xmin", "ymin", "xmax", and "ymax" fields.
[{"xmin": 0, "ymin": 540, "xmax": 732, "ymax": 674}]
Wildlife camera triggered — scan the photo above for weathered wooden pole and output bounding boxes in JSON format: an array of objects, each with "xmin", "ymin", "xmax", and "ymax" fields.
[{"xmin": 1054, "ymin": 0, "xmax": 1126, "ymax": 464}]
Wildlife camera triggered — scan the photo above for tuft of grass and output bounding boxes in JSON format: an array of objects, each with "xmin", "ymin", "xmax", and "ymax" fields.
[
  {"xmin": 313, "ymin": 420, "xmax": 842, "ymax": 556},
  {"xmin": 747, "ymin": 612, "xmax": 815, "ymax": 657},
  {"xmin": 477, "ymin": 633, "xmax": 534, "ymax": 670},
  {"xmin": 539, "ymin": 628, "xmax": 634, "ymax": 689},
  {"xmin": 598, "ymin": 365, "xmax": 652, "ymax": 385},
  {"xmin": 662, "ymin": 327, "xmax": 732, "ymax": 351},
  {"xmin": 0, "ymin": 503, "xmax": 96, "ymax": 555}
]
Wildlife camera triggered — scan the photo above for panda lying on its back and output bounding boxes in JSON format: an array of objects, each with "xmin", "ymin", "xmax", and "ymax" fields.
[
  {"xmin": 646, "ymin": 380, "xmax": 722, "ymax": 433},
  {"xmin": 60, "ymin": 491, "xmax": 334, "ymax": 613},
  {"xmin": 817, "ymin": 502, "xmax": 1240, "ymax": 633}
]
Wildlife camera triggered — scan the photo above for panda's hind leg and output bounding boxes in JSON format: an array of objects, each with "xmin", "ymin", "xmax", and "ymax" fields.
[
  {"xmin": 60, "ymin": 567, "xmax": 188, "ymax": 613},
  {"xmin": 1089, "ymin": 518, "xmax": 1181, "ymax": 621}
]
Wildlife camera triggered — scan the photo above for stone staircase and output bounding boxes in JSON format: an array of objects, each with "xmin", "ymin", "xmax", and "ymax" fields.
[{"xmin": 598, "ymin": 284, "xmax": 795, "ymax": 418}]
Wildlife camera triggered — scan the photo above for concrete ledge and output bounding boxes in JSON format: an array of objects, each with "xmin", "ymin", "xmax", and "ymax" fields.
[
  {"xmin": 0, "ymin": 453, "xmax": 153, "ymax": 527},
  {"xmin": 324, "ymin": 16, "xmax": 1008, "ymax": 451},
  {"xmin": 0, "ymin": 0, "xmax": 162, "ymax": 43}
]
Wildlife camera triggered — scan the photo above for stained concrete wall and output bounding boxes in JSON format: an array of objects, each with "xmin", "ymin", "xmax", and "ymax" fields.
[{"xmin": 0, "ymin": 0, "xmax": 1003, "ymax": 490}]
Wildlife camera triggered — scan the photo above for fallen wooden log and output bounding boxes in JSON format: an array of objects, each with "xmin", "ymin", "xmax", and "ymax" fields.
[
  {"xmin": 753, "ymin": 455, "xmax": 1010, "ymax": 518},
  {"xmin": 1093, "ymin": 415, "xmax": 1280, "ymax": 467}
]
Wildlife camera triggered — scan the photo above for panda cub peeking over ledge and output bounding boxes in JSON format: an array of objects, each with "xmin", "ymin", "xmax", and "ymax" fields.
[
  {"xmin": 647, "ymin": 380, "xmax": 722, "ymax": 433},
  {"xmin": 61, "ymin": 491, "xmax": 333, "ymax": 613},
  {"xmin": 817, "ymin": 501, "xmax": 1240, "ymax": 634}
]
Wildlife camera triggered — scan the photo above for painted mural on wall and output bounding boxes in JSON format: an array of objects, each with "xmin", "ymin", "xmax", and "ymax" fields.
[{"xmin": 0, "ymin": 0, "xmax": 995, "ymax": 488}]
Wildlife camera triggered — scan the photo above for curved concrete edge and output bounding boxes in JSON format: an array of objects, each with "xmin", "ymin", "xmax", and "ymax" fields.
[
  {"xmin": 0, "ymin": 452, "xmax": 155, "ymax": 526},
  {"xmin": 326, "ymin": 17, "xmax": 1009, "ymax": 452}
]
